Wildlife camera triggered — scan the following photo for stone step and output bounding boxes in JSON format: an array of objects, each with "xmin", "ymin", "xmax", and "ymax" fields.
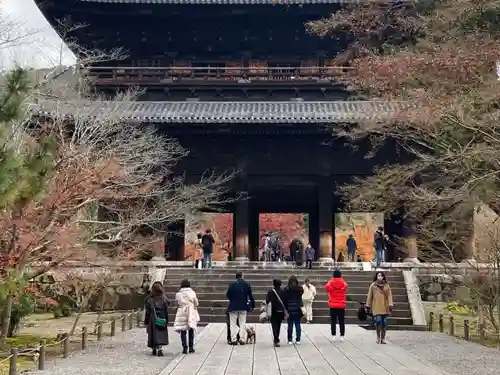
[
  {"xmin": 161, "ymin": 268, "xmax": 415, "ymax": 328},
  {"xmin": 164, "ymin": 274, "xmax": 404, "ymax": 284},
  {"xmin": 164, "ymin": 269, "xmax": 395, "ymax": 276},
  {"xmin": 168, "ymin": 306, "xmax": 412, "ymax": 318},
  {"xmin": 163, "ymin": 313, "xmax": 414, "ymax": 325},
  {"xmin": 162, "ymin": 284, "xmax": 407, "ymax": 294},
  {"xmin": 166, "ymin": 294, "xmax": 409, "ymax": 304}
]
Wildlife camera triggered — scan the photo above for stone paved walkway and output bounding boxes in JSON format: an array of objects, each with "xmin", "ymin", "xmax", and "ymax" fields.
[{"xmin": 160, "ymin": 324, "xmax": 451, "ymax": 375}]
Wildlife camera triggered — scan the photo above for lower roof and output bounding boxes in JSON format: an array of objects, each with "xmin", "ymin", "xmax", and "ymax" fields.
[{"xmin": 36, "ymin": 100, "xmax": 405, "ymax": 124}]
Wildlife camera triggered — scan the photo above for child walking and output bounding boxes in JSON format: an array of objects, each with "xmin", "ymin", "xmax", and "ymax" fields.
[{"xmin": 174, "ymin": 279, "xmax": 200, "ymax": 354}]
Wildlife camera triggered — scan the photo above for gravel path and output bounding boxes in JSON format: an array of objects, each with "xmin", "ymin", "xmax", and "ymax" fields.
[
  {"xmin": 23, "ymin": 327, "xmax": 201, "ymax": 375},
  {"xmin": 389, "ymin": 330, "xmax": 500, "ymax": 375}
]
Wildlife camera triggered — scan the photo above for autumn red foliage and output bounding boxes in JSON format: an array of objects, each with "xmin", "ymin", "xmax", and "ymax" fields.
[{"xmin": 184, "ymin": 213, "xmax": 308, "ymax": 260}]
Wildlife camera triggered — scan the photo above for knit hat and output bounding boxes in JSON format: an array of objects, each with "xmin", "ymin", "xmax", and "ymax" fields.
[{"xmin": 333, "ymin": 269, "xmax": 342, "ymax": 278}]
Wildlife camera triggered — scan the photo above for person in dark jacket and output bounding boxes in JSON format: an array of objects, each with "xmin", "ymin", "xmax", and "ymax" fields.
[
  {"xmin": 283, "ymin": 275, "xmax": 304, "ymax": 345},
  {"xmin": 304, "ymin": 244, "xmax": 315, "ymax": 269},
  {"xmin": 144, "ymin": 281, "xmax": 170, "ymax": 356},
  {"xmin": 265, "ymin": 278, "xmax": 288, "ymax": 347},
  {"xmin": 226, "ymin": 271, "xmax": 255, "ymax": 345},
  {"xmin": 346, "ymin": 234, "xmax": 357, "ymax": 262}
]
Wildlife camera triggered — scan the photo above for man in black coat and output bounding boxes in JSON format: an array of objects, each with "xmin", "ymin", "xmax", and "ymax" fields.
[{"xmin": 226, "ymin": 271, "xmax": 255, "ymax": 345}]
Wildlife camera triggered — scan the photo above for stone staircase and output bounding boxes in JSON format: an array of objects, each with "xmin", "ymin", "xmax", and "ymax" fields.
[{"xmin": 162, "ymin": 264, "xmax": 421, "ymax": 330}]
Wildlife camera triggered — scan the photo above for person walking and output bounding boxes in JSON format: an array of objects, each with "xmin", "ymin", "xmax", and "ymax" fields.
[
  {"xmin": 302, "ymin": 278, "xmax": 316, "ymax": 323},
  {"xmin": 265, "ymin": 279, "xmax": 288, "ymax": 347},
  {"xmin": 366, "ymin": 271, "xmax": 394, "ymax": 344},
  {"xmin": 346, "ymin": 234, "xmax": 357, "ymax": 262},
  {"xmin": 325, "ymin": 269, "xmax": 348, "ymax": 341},
  {"xmin": 226, "ymin": 271, "xmax": 255, "ymax": 345},
  {"xmin": 144, "ymin": 281, "xmax": 170, "ymax": 356},
  {"xmin": 173, "ymin": 279, "xmax": 200, "ymax": 354},
  {"xmin": 304, "ymin": 243, "xmax": 315, "ymax": 269},
  {"xmin": 283, "ymin": 275, "xmax": 304, "ymax": 345},
  {"xmin": 201, "ymin": 229, "xmax": 215, "ymax": 269}
]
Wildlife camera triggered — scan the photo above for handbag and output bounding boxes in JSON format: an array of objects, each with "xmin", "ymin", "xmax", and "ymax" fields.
[{"xmin": 152, "ymin": 300, "xmax": 167, "ymax": 328}]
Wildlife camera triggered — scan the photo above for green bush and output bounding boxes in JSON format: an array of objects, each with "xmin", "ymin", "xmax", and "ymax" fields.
[
  {"xmin": 53, "ymin": 308, "xmax": 62, "ymax": 319},
  {"xmin": 60, "ymin": 304, "xmax": 72, "ymax": 317}
]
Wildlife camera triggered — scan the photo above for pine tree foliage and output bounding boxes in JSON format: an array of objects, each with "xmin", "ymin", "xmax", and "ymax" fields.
[{"xmin": 0, "ymin": 67, "xmax": 54, "ymax": 211}]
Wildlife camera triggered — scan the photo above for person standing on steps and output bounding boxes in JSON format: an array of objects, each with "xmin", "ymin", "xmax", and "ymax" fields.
[
  {"xmin": 346, "ymin": 234, "xmax": 357, "ymax": 262},
  {"xmin": 144, "ymin": 281, "xmax": 170, "ymax": 356},
  {"xmin": 174, "ymin": 279, "xmax": 200, "ymax": 354},
  {"xmin": 366, "ymin": 271, "xmax": 393, "ymax": 344},
  {"xmin": 325, "ymin": 269, "xmax": 348, "ymax": 341},
  {"xmin": 283, "ymin": 275, "xmax": 304, "ymax": 345},
  {"xmin": 201, "ymin": 228, "xmax": 215, "ymax": 269},
  {"xmin": 304, "ymin": 243, "xmax": 315, "ymax": 269},
  {"xmin": 302, "ymin": 278, "xmax": 316, "ymax": 323},
  {"xmin": 226, "ymin": 271, "xmax": 255, "ymax": 345},
  {"xmin": 265, "ymin": 278, "xmax": 288, "ymax": 347}
]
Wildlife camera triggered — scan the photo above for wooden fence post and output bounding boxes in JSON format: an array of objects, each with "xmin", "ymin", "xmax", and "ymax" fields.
[
  {"xmin": 449, "ymin": 316, "xmax": 455, "ymax": 336},
  {"xmin": 129, "ymin": 312, "xmax": 133, "ymax": 330},
  {"xmin": 136, "ymin": 310, "xmax": 141, "ymax": 327},
  {"xmin": 121, "ymin": 314, "xmax": 126, "ymax": 332},
  {"xmin": 438, "ymin": 314, "xmax": 444, "ymax": 333},
  {"xmin": 479, "ymin": 323, "xmax": 486, "ymax": 344},
  {"xmin": 82, "ymin": 327, "xmax": 88, "ymax": 350},
  {"xmin": 63, "ymin": 335, "xmax": 70, "ymax": 358},
  {"xmin": 9, "ymin": 348, "xmax": 18, "ymax": 375},
  {"xmin": 111, "ymin": 319, "xmax": 116, "ymax": 337},
  {"xmin": 38, "ymin": 340, "xmax": 46, "ymax": 370},
  {"xmin": 97, "ymin": 323, "xmax": 103, "ymax": 341},
  {"xmin": 464, "ymin": 320, "xmax": 470, "ymax": 340},
  {"xmin": 428, "ymin": 312, "xmax": 434, "ymax": 331}
]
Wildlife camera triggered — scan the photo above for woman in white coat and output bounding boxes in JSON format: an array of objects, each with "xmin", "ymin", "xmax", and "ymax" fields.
[
  {"xmin": 174, "ymin": 279, "xmax": 200, "ymax": 354},
  {"xmin": 302, "ymin": 278, "xmax": 317, "ymax": 323}
]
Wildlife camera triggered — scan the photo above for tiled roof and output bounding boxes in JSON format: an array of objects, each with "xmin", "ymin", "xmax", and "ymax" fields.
[
  {"xmin": 36, "ymin": 100, "xmax": 406, "ymax": 124},
  {"xmin": 79, "ymin": 0, "xmax": 373, "ymax": 4}
]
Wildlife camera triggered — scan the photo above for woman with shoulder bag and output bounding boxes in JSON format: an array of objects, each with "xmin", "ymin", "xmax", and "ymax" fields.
[
  {"xmin": 144, "ymin": 281, "xmax": 170, "ymax": 356},
  {"xmin": 265, "ymin": 278, "xmax": 288, "ymax": 347}
]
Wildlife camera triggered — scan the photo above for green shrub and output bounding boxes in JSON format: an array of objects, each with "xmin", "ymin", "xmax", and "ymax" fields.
[{"xmin": 60, "ymin": 304, "xmax": 72, "ymax": 317}]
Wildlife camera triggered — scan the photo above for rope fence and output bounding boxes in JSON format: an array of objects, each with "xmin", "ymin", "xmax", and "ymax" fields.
[
  {"xmin": 0, "ymin": 309, "xmax": 143, "ymax": 375},
  {"xmin": 427, "ymin": 311, "xmax": 500, "ymax": 346}
]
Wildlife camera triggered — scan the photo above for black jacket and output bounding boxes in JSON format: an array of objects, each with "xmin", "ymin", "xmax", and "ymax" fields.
[
  {"xmin": 226, "ymin": 279, "xmax": 255, "ymax": 312},
  {"xmin": 265, "ymin": 288, "xmax": 286, "ymax": 314},
  {"xmin": 283, "ymin": 284, "xmax": 304, "ymax": 315}
]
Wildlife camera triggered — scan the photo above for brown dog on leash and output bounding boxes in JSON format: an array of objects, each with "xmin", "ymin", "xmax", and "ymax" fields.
[{"xmin": 246, "ymin": 326, "xmax": 256, "ymax": 344}]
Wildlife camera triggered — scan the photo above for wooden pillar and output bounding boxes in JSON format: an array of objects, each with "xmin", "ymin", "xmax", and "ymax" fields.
[
  {"xmin": 403, "ymin": 218, "xmax": 419, "ymax": 262},
  {"xmin": 165, "ymin": 220, "xmax": 185, "ymax": 261},
  {"xmin": 318, "ymin": 184, "xmax": 334, "ymax": 261},
  {"xmin": 248, "ymin": 208, "xmax": 260, "ymax": 261},
  {"xmin": 234, "ymin": 192, "xmax": 250, "ymax": 261},
  {"xmin": 308, "ymin": 209, "xmax": 320, "ymax": 260}
]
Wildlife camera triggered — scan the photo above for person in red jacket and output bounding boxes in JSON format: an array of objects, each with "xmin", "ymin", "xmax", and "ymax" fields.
[{"xmin": 325, "ymin": 269, "xmax": 348, "ymax": 341}]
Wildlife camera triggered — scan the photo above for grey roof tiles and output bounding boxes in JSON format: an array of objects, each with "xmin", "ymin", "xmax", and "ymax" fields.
[{"xmin": 36, "ymin": 100, "xmax": 405, "ymax": 124}]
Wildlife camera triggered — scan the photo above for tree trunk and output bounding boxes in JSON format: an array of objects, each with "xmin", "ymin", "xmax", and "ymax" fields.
[
  {"xmin": 69, "ymin": 309, "xmax": 83, "ymax": 337},
  {"xmin": 0, "ymin": 295, "xmax": 14, "ymax": 341}
]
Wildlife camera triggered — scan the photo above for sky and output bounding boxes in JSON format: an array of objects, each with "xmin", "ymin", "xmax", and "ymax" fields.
[{"xmin": 0, "ymin": 0, "xmax": 75, "ymax": 69}]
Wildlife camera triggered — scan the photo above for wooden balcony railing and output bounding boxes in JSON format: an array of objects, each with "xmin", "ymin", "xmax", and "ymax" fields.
[{"xmin": 88, "ymin": 66, "xmax": 353, "ymax": 84}]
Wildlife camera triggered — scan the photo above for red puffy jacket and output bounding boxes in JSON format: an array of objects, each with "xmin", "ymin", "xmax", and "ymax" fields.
[{"xmin": 325, "ymin": 277, "xmax": 348, "ymax": 309}]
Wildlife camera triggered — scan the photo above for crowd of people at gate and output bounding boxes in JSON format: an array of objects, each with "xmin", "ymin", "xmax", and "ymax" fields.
[
  {"xmin": 193, "ymin": 226, "xmax": 391, "ymax": 270},
  {"xmin": 143, "ymin": 270, "xmax": 394, "ymax": 355}
]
